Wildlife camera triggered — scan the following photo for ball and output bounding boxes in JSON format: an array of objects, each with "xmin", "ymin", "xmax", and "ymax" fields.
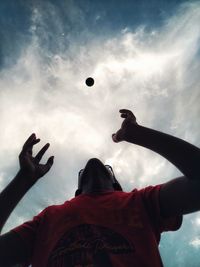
[{"xmin": 85, "ymin": 77, "xmax": 94, "ymax": 87}]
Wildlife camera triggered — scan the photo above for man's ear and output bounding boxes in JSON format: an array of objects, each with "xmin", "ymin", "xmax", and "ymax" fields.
[
  {"xmin": 75, "ymin": 189, "xmax": 82, "ymax": 197},
  {"xmin": 113, "ymin": 183, "xmax": 123, "ymax": 191}
]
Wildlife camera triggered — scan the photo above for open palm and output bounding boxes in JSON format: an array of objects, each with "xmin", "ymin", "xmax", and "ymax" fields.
[{"xmin": 19, "ymin": 133, "xmax": 54, "ymax": 183}]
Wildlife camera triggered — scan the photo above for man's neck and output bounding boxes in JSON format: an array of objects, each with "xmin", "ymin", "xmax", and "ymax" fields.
[{"xmin": 82, "ymin": 187, "xmax": 115, "ymax": 194}]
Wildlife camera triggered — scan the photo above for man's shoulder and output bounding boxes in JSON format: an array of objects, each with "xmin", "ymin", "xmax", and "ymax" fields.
[{"xmin": 44, "ymin": 202, "xmax": 68, "ymax": 212}]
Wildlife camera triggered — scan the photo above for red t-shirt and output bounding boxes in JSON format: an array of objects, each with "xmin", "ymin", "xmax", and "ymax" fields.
[{"xmin": 10, "ymin": 184, "xmax": 183, "ymax": 267}]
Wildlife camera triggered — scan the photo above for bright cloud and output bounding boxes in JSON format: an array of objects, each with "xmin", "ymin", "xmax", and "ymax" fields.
[
  {"xmin": 189, "ymin": 238, "xmax": 200, "ymax": 249},
  {"xmin": 0, "ymin": 1, "xmax": 200, "ymax": 266}
]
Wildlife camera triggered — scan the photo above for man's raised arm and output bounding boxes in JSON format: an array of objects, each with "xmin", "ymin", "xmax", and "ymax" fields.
[
  {"xmin": 0, "ymin": 133, "xmax": 54, "ymax": 233},
  {"xmin": 112, "ymin": 109, "xmax": 200, "ymax": 181},
  {"xmin": 0, "ymin": 133, "xmax": 54, "ymax": 266}
]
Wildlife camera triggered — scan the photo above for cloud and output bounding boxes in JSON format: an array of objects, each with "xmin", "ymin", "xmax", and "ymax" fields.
[
  {"xmin": 189, "ymin": 237, "xmax": 200, "ymax": 248},
  {"xmin": 0, "ymin": 1, "xmax": 200, "ymax": 266}
]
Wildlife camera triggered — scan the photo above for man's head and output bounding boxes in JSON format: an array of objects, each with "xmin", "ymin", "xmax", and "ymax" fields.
[{"xmin": 75, "ymin": 158, "xmax": 123, "ymax": 196}]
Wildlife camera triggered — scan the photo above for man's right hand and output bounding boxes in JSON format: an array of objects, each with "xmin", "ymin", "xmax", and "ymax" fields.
[
  {"xmin": 112, "ymin": 109, "xmax": 139, "ymax": 143},
  {"xmin": 18, "ymin": 133, "xmax": 54, "ymax": 184}
]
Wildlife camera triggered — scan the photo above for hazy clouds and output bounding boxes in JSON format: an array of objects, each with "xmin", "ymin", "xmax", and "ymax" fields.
[{"xmin": 0, "ymin": 1, "xmax": 200, "ymax": 266}]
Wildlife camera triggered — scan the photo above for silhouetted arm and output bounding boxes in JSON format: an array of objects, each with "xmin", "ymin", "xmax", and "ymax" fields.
[
  {"xmin": 0, "ymin": 171, "xmax": 35, "ymax": 234},
  {"xmin": 112, "ymin": 109, "xmax": 200, "ymax": 217},
  {"xmin": 0, "ymin": 133, "xmax": 53, "ymax": 234},
  {"xmin": 126, "ymin": 124, "xmax": 200, "ymax": 180},
  {"xmin": 0, "ymin": 134, "xmax": 54, "ymax": 266}
]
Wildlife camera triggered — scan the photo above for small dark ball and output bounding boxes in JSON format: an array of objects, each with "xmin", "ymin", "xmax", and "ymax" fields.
[{"xmin": 86, "ymin": 77, "xmax": 94, "ymax": 87}]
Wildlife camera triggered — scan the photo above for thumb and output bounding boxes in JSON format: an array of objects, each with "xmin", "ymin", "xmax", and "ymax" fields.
[{"xmin": 112, "ymin": 133, "xmax": 120, "ymax": 143}]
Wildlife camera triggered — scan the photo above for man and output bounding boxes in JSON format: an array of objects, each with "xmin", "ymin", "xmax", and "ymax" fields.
[{"xmin": 0, "ymin": 108, "xmax": 200, "ymax": 267}]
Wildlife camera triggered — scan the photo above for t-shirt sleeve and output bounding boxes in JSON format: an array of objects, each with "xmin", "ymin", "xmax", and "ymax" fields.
[
  {"xmin": 9, "ymin": 207, "xmax": 48, "ymax": 267},
  {"xmin": 138, "ymin": 184, "xmax": 183, "ymax": 236}
]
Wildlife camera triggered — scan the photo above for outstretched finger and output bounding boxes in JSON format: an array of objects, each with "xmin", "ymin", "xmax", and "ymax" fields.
[
  {"xmin": 112, "ymin": 134, "xmax": 120, "ymax": 143},
  {"xmin": 34, "ymin": 143, "xmax": 50, "ymax": 163},
  {"xmin": 119, "ymin": 109, "xmax": 136, "ymax": 119},
  {"xmin": 22, "ymin": 139, "xmax": 40, "ymax": 155},
  {"xmin": 23, "ymin": 134, "xmax": 40, "ymax": 150},
  {"xmin": 45, "ymin": 156, "xmax": 54, "ymax": 171},
  {"xmin": 119, "ymin": 109, "xmax": 133, "ymax": 114},
  {"xmin": 23, "ymin": 133, "xmax": 36, "ymax": 147}
]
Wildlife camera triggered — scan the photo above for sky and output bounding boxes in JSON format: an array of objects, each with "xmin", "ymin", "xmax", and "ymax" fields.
[{"xmin": 0, "ymin": 0, "xmax": 200, "ymax": 266}]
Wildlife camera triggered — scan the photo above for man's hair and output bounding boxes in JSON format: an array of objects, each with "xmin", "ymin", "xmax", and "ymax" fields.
[{"xmin": 75, "ymin": 176, "xmax": 123, "ymax": 197}]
